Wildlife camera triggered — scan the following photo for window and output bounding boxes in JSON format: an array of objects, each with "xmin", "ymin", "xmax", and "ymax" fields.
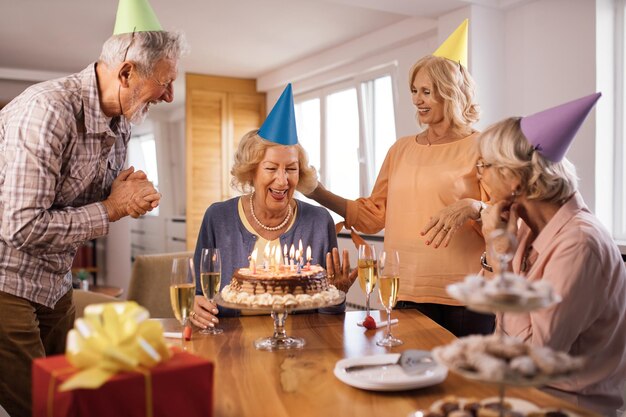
[
  {"xmin": 127, "ymin": 133, "xmax": 160, "ymax": 216},
  {"xmin": 294, "ymin": 69, "xmax": 397, "ymax": 222},
  {"xmin": 618, "ymin": 0, "xmax": 626, "ymax": 240},
  {"xmin": 596, "ymin": 0, "xmax": 626, "ymax": 241}
]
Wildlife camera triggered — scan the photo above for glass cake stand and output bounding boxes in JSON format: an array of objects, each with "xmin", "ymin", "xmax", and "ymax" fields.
[{"xmin": 215, "ymin": 291, "xmax": 345, "ymax": 351}]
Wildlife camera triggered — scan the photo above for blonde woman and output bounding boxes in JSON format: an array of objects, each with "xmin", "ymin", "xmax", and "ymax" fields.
[{"xmin": 307, "ymin": 55, "xmax": 492, "ymax": 337}]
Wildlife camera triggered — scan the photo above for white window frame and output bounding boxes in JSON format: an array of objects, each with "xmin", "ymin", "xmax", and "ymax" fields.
[
  {"xmin": 294, "ymin": 63, "xmax": 399, "ymax": 197},
  {"xmin": 616, "ymin": 0, "xmax": 626, "ymax": 241}
]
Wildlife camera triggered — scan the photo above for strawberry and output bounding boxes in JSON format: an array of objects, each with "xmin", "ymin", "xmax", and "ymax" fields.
[
  {"xmin": 183, "ymin": 325, "xmax": 192, "ymax": 341},
  {"xmin": 363, "ymin": 315, "xmax": 377, "ymax": 330}
]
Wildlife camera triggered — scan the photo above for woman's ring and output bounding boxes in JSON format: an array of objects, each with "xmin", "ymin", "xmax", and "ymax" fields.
[{"xmin": 190, "ymin": 311, "xmax": 196, "ymax": 319}]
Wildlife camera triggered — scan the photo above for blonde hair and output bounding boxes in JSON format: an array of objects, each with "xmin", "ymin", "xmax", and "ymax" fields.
[
  {"xmin": 479, "ymin": 117, "xmax": 578, "ymax": 204},
  {"xmin": 230, "ymin": 130, "xmax": 318, "ymax": 194},
  {"xmin": 408, "ymin": 55, "xmax": 480, "ymax": 133}
]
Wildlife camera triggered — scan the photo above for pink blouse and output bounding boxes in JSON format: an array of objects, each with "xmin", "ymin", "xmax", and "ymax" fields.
[{"xmin": 502, "ymin": 192, "xmax": 626, "ymax": 414}]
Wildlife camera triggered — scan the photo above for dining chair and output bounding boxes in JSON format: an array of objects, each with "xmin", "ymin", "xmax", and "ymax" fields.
[
  {"xmin": 73, "ymin": 289, "xmax": 117, "ymax": 318},
  {"xmin": 127, "ymin": 251, "xmax": 193, "ymax": 319}
]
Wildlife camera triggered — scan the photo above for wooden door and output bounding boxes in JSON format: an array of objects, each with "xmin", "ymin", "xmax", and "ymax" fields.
[{"xmin": 185, "ymin": 74, "xmax": 266, "ymax": 250}]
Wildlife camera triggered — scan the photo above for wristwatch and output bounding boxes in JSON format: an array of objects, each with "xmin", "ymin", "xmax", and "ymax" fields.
[{"xmin": 480, "ymin": 251, "xmax": 493, "ymax": 272}]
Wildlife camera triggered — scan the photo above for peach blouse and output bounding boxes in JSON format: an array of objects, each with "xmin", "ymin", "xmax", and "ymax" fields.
[{"xmin": 344, "ymin": 132, "xmax": 486, "ymax": 305}]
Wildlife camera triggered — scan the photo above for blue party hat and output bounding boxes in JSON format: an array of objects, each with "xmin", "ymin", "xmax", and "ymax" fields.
[{"xmin": 258, "ymin": 84, "xmax": 298, "ymax": 145}]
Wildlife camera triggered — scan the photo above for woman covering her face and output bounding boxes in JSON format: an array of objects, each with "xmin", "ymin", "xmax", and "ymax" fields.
[{"xmin": 477, "ymin": 95, "xmax": 626, "ymax": 414}]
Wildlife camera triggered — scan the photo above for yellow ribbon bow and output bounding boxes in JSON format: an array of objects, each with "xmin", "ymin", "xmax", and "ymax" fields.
[{"xmin": 59, "ymin": 301, "xmax": 171, "ymax": 391}]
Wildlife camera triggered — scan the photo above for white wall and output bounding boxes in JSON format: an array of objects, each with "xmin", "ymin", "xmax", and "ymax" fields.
[
  {"xmin": 259, "ymin": 16, "xmax": 438, "ymax": 139},
  {"xmin": 260, "ymin": 0, "xmax": 600, "ymax": 212},
  {"xmin": 0, "ymin": 79, "xmax": 35, "ymax": 105},
  {"xmin": 501, "ymin": 0, "xmax": 597, "ymax": 210}
]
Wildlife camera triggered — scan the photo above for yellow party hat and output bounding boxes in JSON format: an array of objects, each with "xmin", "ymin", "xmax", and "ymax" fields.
[
  {"xmin": 113, "ymin": 0, "xmax": 163, "ymax": 35},
  {"xmin": 432, "ymin": 19, "xmax": 468, "ymax": 67}
]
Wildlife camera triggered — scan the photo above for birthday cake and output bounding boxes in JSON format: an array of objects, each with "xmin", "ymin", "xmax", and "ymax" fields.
[{"xmin": 221, "ymin": 264, "xmax": 342, "ymax": 308}]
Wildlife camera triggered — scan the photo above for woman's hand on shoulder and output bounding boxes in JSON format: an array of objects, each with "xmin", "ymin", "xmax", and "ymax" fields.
[
  {"xmin": 326, "ymin": 247, "xmax": 358, "ymax": 293},
  {"xmin": 420, "ymin": 198, "xmax": 483, "ymax": 248},
  {"xmin": 303, "ymin": 181, "xmax": 323, "ymax": 199},
  {"xmin": 190, "ymin": 295, "xmax": 219, "ymax": 330}
]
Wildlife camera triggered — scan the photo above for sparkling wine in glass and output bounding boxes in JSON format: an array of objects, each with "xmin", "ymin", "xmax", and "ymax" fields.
[
  {"xmin": 488, "ymin": 229, "xmax": 518, "ymax": 285},
  {"xmin": 199, "ymin": 248, "xmax": 223, "ymax": 335},
  {"xmin": 376, "ymin": 250, "xmax": 402, "ymax": 346},
  {"xmin": 358, "ymin": 244, "xmax": 377, "ymax": 317},
  {"xmin": 170, "ymin": 257, "xmax": 196, "ymax": 329}
]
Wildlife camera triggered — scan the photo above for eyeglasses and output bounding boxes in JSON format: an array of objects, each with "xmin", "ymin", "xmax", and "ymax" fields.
[
  {"xmin": 475, "ymin": 160, "xmax": 493, "ymax": 175},
  {"xmin": 122, "ymin": 29, "xmax": 136, "ymax": 62}
]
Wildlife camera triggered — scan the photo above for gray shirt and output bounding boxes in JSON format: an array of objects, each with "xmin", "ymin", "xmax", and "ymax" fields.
[{"xmin": 193, "ymin": 197, "xmax": 342, "ymax": 315}]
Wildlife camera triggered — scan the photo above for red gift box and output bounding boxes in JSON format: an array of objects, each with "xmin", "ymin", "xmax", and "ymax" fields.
[{"xmin": 32, "ymin": 351, "xmax": 213, "ymax": 417}]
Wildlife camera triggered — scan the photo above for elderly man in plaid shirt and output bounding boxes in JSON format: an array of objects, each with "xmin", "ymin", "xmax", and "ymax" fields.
[{"xmin": 0, "ymin": 21, "xmax": 188, "ymax": 417}]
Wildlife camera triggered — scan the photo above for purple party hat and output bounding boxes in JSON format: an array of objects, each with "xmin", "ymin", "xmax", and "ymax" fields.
[{"xmin": 520, "ymin": 92, "xmax": 601, "ymax": 162}]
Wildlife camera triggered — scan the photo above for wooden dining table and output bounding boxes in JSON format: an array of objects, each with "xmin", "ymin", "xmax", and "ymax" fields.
[{"xmin": 159, "ymin": 309, "xmax": 599, "ymax": 417}]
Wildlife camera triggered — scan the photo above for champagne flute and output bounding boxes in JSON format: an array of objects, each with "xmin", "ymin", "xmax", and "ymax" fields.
[
  {"xmin": 376, "ymin": 250, "xmax": 402, "ymax": 347},
  {"xmin": 169, "ymin": 257, "xmax": 196, "ymax": 331},
  {"xmin": 488, "ymin": 229, "xmax": 518, "ymax": 282},
  {"xmin": 199, "ymin": 248, "xmax": 223, "ymax": 335},
  {"xmin": 358, "ymin": 244, "xmax": 377, "ymax": 318}
]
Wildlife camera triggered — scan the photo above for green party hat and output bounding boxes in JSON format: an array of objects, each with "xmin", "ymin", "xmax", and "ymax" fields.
[{"xmin": 113, "ymin": 0, "xmax": 163, "ymax": 35}]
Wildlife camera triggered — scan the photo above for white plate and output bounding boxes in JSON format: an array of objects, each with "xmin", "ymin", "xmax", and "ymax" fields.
[
  {"xmin": 447, "ymin": 283, "xmax": 561, "ymax": 314},
  {"xmin": 429, "ymin": 396, "xmax": 539, "ymax": 413},
  {"xmin": 334, "ymin": 353, "xmax": 448, "ymax": 391},
  {"xmin": 432, "ymin": 349, "xmax": 566, "ymax": 387}
]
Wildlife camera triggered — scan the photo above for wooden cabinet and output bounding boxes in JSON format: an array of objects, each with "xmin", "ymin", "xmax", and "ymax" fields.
[{"xmin": 185, "ymin": 74, "xmax": 266, "ymax": 250}]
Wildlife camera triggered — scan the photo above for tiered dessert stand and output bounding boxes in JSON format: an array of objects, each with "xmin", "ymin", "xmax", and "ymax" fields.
[{"xmin": 433, "ymin": 233, "xmax": 563, "ymax": 415}]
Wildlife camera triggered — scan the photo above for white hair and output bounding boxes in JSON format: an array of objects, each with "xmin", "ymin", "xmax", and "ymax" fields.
[{"xmin": 99, "ymin": 31, "xmax": 189, "ymax": 76}]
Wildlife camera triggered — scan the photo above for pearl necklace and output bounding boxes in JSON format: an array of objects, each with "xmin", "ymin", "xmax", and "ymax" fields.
[{"xmin": 249, "ymin": 191, "xmax": 292, "ymax": 231}]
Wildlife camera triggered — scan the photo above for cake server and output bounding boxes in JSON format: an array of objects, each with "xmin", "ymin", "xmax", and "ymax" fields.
[{"xmin": 343, "ymin": 350, "xmax": 436, "ymax": 375}]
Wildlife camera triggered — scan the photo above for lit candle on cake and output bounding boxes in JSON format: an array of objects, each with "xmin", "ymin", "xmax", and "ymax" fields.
[
  {"xmin": 269, "ymin": 245, "xmax": 275, "ymax": 271},
  {"xmin": 283, "ymin": 244, "xmax": 289, "ymax": 267},
  {"xmin": 289, "ymin": 244, "xmax": 295, "ymax": 270},
  {"xmin": 249, "ymin": 248, "xmax": 258, "ymax": 274},
  {"xmin": 274, "ymin": 245, "xmax": 282, "ymax": 272},
  {"xmin": 298, "ymin": 240, "xmax": 304, "ymax": 269},
  {"xmin": 296, "ymin": 249, "xmax": 301, "ymax": 273},
  {"xmin": 263, "ymin": 242, "xmax": 270, "ymax": 270},
  {"xmin": 305, "ymin": 246, "xmax": 312, "ymax": 269}
]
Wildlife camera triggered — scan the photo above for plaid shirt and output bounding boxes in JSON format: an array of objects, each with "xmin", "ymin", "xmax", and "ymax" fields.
[{"xmin": 0, "ymin": 63, "xmax": 130, "ymax": 307}]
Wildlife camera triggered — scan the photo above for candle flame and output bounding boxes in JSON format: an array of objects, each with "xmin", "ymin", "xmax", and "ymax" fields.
[
  {"xmin": 298, "ymin": 239, "xmax": 303, "ymax": 253},
  {"xmin": 275, "ymin": 246, "xmax": 281, "ymax": 265},
  {"xmin": 284, "ymin": 244, "xmax": 288, "ymax": 256},
  {"xmin": 306, "ymin": 246, "xmax": 312, "ymax": 261},
  {"xmin": 264, "ymin": 242, "xmax": 270, "ymax": 257},
  {"xmin": 251, "ymin": 248, "xmax": 258, "ymax": 262},
  {"xmin": 289, "ymin": 244, "xmax": 295, "ymax": 258}
]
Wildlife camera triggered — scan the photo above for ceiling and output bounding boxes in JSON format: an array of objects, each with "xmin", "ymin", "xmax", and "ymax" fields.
[{"xmin": 0, "ymin": 0, "xmax": 520, "ymax": 108}]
